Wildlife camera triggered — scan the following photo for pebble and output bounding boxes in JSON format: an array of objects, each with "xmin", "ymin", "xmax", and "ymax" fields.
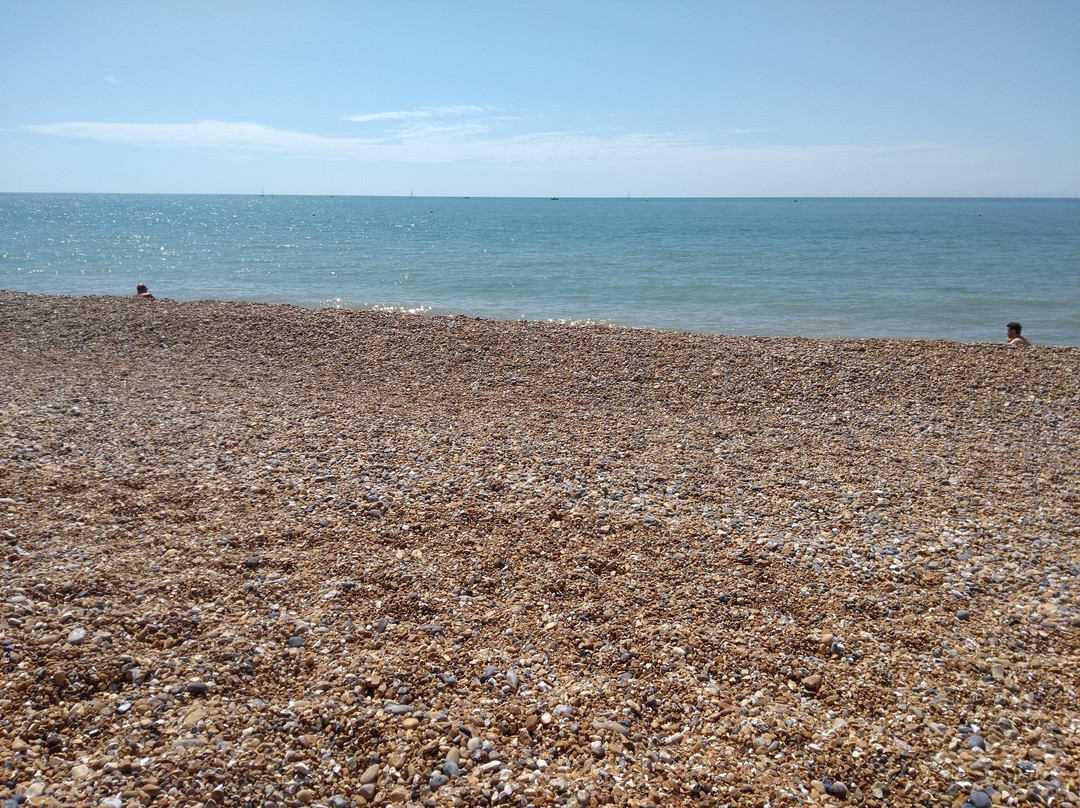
[
  {"xmin": 1, "ymin": 291, "xmax": 1077, "ymax": 808},
  {"xmin": 356, "ymin": 784, "xmax": 376, "ymax": 801}
]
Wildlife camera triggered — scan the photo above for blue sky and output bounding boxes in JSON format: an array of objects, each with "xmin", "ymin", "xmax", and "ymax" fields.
[{"xmin": 2, "ymin": 1, "xmax": 1077, "ymax": 197}]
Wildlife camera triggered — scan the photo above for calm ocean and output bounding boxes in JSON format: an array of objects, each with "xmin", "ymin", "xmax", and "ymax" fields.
[{"xmin": 2, "ymin": 194, "xmax": 1078, "ymax": 346}]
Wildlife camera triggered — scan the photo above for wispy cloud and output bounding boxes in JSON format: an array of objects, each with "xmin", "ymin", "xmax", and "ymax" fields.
[
  {"xmin": 344, "ymin": 105, "xmax": 487, "ymax": 123},
  {"xmin": 22, "ymin": 112, "xmax": 958, "ymax": 169},
  {"xmin": 24, "ymin": 114, "xmax": 681, "ymax": 162},
  {"xmin": 24, "ymin": 120, "xmax": 373, "ymax": 156},
  {"xmin": 344, "ymin": 105, "xmax": 503, "ymax": 142}
]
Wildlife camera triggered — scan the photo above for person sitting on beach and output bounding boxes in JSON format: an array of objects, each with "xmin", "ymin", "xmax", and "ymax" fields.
[
  {"xmin": 1006, "ymin": 321, "xmax": 1031, "ymax": 347},
  {"xmin": 134, "ymin": 284, "xmax": 155, "ymax": 300}
]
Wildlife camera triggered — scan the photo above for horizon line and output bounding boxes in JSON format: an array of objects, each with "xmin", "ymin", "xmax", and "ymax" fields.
[{"xmin": 2, "ymin": 191, "xmax": 1078, "ymax": 200}]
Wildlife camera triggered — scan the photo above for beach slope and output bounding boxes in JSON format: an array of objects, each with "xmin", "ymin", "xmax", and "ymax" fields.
[{"xmin": 1, "ymin": 291, "xmax": 1077, "ymax": 806}]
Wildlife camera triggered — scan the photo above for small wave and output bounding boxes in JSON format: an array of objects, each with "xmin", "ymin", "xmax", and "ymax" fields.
[
  {"xmin": 547, "ymin": 317, "xmax": 619, "ymax": 329},
  {"xmin": 371, "ymin": 304, "xmax": 432, "ymax": 316}
]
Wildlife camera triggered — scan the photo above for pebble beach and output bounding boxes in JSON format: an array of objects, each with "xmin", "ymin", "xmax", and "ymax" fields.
[{"xmin": 1, "ymin": 290, "xmax": 1077, "ymax": 807}]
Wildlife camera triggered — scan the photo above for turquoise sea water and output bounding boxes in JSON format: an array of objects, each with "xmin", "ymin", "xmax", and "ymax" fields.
[{"xmin": 2, "ymin": 194, "xmax": 1078, "ymax": 345}]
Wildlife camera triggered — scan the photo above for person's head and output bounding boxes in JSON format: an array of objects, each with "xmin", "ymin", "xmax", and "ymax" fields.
[
  {"xmin": 137, "ymin": 284, "xmax": 149, "ymax": 294},
  {"xmin": 1007, "ymin": 321, "xmax": 1022, "ymax": 338}
]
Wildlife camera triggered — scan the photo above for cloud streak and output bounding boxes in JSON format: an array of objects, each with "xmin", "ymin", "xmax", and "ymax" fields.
[
  {"xmin": 343, "ymin": 105, "xmax": 487, "ymax": 123},
  {"xmin": 23, "ymin": 111, "xmax": 958, "ymax": 170},
  {"xmin": 24, "ymin": 120, "xmax": 373, "ymax": 156}
]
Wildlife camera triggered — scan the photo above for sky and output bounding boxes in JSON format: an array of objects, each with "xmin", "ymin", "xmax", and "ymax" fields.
[{"xmin": 1, "ymin": 1, "xmax": 1078, "ymax": 198}]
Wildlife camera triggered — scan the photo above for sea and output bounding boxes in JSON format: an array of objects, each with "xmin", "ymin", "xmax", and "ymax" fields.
[{"xmin": 2, "ymin": 194, "xmax": 1078, "ymax": 346}]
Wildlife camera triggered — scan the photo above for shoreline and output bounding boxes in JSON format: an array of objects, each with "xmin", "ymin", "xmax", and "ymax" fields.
[
  {"xmin": 5, "ymin": 195, "xmax": 1080, "ymax": 350},
  {"xmin": 4, "ymin": 289, "xmax": 1072, "ymax": 349},
  {"xmin": 1, "ymin": 291, "xmax": 1077, "ymax": 806}
]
